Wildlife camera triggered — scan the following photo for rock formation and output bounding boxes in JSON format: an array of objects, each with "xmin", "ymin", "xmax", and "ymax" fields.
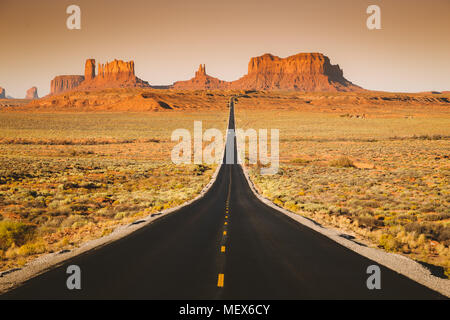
[
  {"xmin": 84, "ymin": 59, "xmax": 96, "ymax": 81},
  {"xmin": 46, "ymin": 53, "xmax": 361, "ymax": 94},
  {"xmin": 173, "ymin": 64, "xmax": 229, "ymax": 90},
  {"xmin": 77, "ymin": 59, "xmax": 150, "ymax": 90},
  {"xmin": 171, "ymin": 53, "xmax": 362, "ymax": 92},
  {"xmin": 26, "ymin": 87, "xmax": 39, "ymax": 99},
  {"xmin": 196, "ymin": 64, "xmax": 206, "ymax": 77},
  {"xmin": 97, "ymin": 60, "xmax": 134, "ymax": 80},
  {"xmin": 230, "ymin": 53, "xmax": 362, "ymax": 91},
  {"xmin": 50, "ymin": 75, "xmax": 85, "ymax": 95},
  {"xmin": 49, "ymin": 59, "xmax": 150, "ymax": 95},
  {"xmin": 0, "ymin": 87, "xmax": 5, "ymax": 99}
]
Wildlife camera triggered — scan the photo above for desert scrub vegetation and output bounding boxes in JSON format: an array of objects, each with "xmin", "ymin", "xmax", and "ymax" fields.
[
  {"xmin": 0, "ymin": 220, "xmax": 36, "ymax": 251},
  {"xmin": 0, "ymin": 155, "xmax": 217, "ymax": 271},
  {"xmin": 0, "ymin": 111, "xmax": 227, "ymax": 272},
  {"xmin": 237, "ymin": 108, "xmax": 450, "ymax": 278},
  {"xmin": 329, "ymin": 156, "xmax": 355, "ymax": 168}
]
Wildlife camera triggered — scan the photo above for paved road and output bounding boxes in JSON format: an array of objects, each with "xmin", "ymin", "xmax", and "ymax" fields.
[{"xmin": 1, "ymin": 100, "xmax": 446, "ymax": 299}]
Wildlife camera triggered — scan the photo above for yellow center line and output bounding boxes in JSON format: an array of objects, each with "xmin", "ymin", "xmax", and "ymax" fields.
[
  {"xmin": 217, "ymin": 164, "xmax": 231, "ymax": 289},
  {"xmin": 217, "ymin": 273, "xmax": 224, "ymax": 287}
]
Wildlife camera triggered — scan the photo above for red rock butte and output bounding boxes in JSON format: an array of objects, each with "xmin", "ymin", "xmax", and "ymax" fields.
[
  {"xmin": 230, "ymin": 53, "xmax": 362, "ymax": 91},
  {"xmin": 78, "ymin": 59, "xmax": 150, "ymax": 90},
  {"xmin": 48, "ymin": 52, "xmax": 363, "ymax": 95},
  {"xmin": 26, "ymin": 87, "xmax": 39, "ymax": 99},
  {"xmin": 49, "ymin": 59, "xmax": 150, "ymax": 95},
  {"xmin": 51, "ymin": 76, "xmax": 85, "ymax": 95},
  {"xmin": 172, "ymin": 53, "xmax": 362, "ymax": 92}
]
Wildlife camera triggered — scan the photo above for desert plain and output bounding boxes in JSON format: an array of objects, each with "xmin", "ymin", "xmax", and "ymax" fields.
[{"xmin": 0, "ymin": 87, "xmax": 449, "ymax": 279}]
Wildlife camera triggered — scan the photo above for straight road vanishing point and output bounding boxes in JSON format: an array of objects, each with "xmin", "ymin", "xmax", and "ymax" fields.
[{"xmin": 0, "ymin": 100, "xmax": 446, "ymax": 300}]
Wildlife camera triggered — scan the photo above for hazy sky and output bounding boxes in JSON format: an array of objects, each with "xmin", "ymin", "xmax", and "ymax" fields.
[{"xmin": 1, "ymin": 0, "xmax": 449, "ymax": 97}]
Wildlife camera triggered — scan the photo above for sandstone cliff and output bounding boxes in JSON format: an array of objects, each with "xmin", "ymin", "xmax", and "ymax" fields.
[
  {"xmin": 49, "ymin": 59, "xmax": 150, "ymax": 95},
  {"xmin": 230, "ymin": 53, "xmax": 362, "ymax": 91},
  {"xmin": 172, "ymin": 64, "xmax": 229, "ymax": 90},
  {"xmin": 51, "ymin": 75, "xmax": 85, "ymax": 95},
  {"xmin": 97, "ymin": 60, "xmax": 135, "ymax": 80},
  {"xmin": 171, "ymin": 53, "xmax": 362, "ymax": 92},
  {"xmin": 84, "ymin": 59, "xmax": 96, "ymax": 81},
  {"xmin": 0, "ymin": 87, "xmax": 5, "ymax": 99},
  {"xmin": 26, "ymin": 87, "xmax": 39, "ymax": 99},
  {"xmin": 46, "ymin": 53, "xmax": 362, "ymax": 94},
  {"xmin": 78, "ymin": 59, "xmax": 150, "ymax": 90}
]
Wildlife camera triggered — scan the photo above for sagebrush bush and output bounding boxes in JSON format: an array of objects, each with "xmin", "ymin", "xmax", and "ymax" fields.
[
  {"xmin": 357, "ymin": 216, "xmax": 384, "ymax": 230},
  {"xmin": 329, "ymin": 156, "xmax": 355, "ymax": 168},
  {"xmin": 405, "ymin": 223, "xmax": 450, "ymax": 246},
  {"xmin": 0, "ymin": 220, "xmax": 36, "ymax": 250},
  {"xmin": 291, "ymin": 158, "xmax": 310, "ymax": 165}
]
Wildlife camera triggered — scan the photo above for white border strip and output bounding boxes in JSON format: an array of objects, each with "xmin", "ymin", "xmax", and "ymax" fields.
[{"xmin": 240, "ymin": 163, "xmax": 450, "ymax": 297}]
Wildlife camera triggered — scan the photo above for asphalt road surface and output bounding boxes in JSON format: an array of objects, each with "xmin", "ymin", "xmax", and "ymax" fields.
[{"xmin": 1, "ymin": 99, "xmax": 446, "ymax": 299}]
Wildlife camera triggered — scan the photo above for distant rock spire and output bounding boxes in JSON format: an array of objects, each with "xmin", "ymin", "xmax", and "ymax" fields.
[
  {"xmin": 85, "ymin": 59, "xmax": 96, "ymax": 80},
  {"xmin": 196, "ymin": 64, "xmax": 206, "ymax": 77},
  {"xmin": 174, "ymin": 64, "xmax": 229, "ymax": 90}
]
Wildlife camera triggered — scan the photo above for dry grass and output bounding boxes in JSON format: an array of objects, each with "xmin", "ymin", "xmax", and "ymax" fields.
[
  {"xmin": 329, "ymin": 156, "xmax": 355, "ymax": 168},
  {"xmin": 2, "ymin": 89, "xmax": 449, "ymax": 277},
  {"xmin": 0, "ymin": 110, "xmax": 228, "ymax": 271},
  {"xmin": 235, "ymin": 101, "xmax": 450, "ymax": 278}
]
